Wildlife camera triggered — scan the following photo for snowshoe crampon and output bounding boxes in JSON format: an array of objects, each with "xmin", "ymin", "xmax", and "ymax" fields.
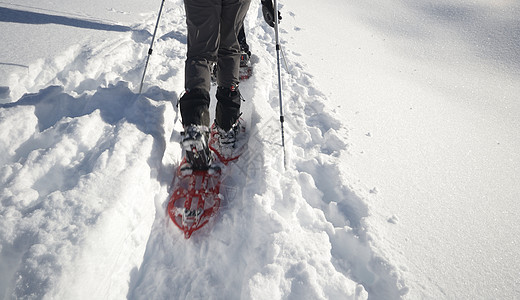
[{"xmin": 168, "ymin": 162, "xmax": 222, "ymax": 239}]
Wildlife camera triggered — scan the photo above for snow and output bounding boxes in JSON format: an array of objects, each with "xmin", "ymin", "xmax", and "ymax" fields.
[{"xmin": 1, "ymin": 0, "xmax": 519, "ymax": 299}]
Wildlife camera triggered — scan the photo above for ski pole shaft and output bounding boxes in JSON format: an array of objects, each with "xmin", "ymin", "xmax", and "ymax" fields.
[
  {"xmin": 139, "ymin": 0, "xmax": 166, "ymax": 94},
  {"xmin": 273, "ymin": 0, "xmax": 286, "ymax": 169}
]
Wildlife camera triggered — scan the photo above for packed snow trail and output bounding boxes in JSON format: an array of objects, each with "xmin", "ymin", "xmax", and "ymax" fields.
[{"xmin": 0, "ymin": 1, "xmax": 406, "ymax": 299}]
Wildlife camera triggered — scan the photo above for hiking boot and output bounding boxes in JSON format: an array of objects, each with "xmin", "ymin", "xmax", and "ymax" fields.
[
  {"xmin": 215, "ymin": 85, "xmax": 241, "ymax": 132},
  {"xmin": 179, "ymin": 88, "xmax": 210, "ymax": 128},
  {"xmin": 181, "ymin": 124, "xmax": 211, "ymax": 170}
]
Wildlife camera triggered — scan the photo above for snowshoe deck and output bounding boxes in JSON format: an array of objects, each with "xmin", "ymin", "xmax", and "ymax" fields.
[{"xmin": 168, "ymin": 160, "xmax": 222, "ymax": 239}]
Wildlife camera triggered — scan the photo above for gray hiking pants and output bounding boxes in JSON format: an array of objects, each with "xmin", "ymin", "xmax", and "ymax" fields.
[{"xmin": 184, "ymin": 0, "xmax": 251, "ymax": 92}]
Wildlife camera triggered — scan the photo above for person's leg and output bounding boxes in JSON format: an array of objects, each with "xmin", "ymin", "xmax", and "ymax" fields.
[
  {"xmin": 215, "ymin": 0, "xmax": 251, "ymax": 131},
  {"xmin": 180, "ymin": 0, "xmax": 223, "ymax": 169},
  {"xmin": 217, "ymin": 0, "xmax": 250, "ymax": 88},
  {"xmin": 181, "ymin": 0, "xmax": 221, "ymax": 127}
]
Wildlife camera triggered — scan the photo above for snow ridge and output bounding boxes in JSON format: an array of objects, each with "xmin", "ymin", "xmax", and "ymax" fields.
[{"xmin": 1, "ymin": 1, "xmax": 406, "ymax": 299}]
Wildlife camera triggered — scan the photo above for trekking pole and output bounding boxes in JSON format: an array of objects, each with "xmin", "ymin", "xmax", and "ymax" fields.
[
  {"xmin": 138, "ymin": 0, "xmax": 166, "ymax": 94},
  {"xmin": 273, "ymin": 0, "xmax": 287, "ymax": 169}
]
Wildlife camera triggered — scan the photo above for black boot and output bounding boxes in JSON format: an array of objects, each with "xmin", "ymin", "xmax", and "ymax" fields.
[
  {"xmin": 238, "ymin": 26, "xmax": 251, "ymax": 67},
  {"xmin": 179, "ymin": 88, "xmax": 210, "ymax": 127},
  {"xmin": 215, "ymin": 85, "xmax": 241, "ymax": 132}
]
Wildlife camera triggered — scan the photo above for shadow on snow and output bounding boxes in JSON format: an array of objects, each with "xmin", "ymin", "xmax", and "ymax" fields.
[{"xmin": 0, "ymin": 6, "xmax": 132, "ymax": 32}]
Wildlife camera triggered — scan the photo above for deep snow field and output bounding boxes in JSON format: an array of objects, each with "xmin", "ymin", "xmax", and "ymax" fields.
[{"xmin": 1, "ymin": 0, "xmax": 519, "ymax": 299}]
